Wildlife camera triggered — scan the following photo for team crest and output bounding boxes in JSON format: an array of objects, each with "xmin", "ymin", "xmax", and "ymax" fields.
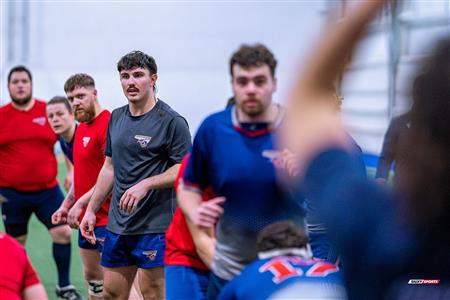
[
  {"xmin": 143, "ymin": 250, "xmax": 157, "ymax": 261},
  {"xmin": 134, "ymin": 135, "xmax": 152, "ymax": 148},
  {"xmin": 32, "ymin": 117, "xmax": 46, "ymax": 126},
  {"xmin": 82, "ymin": 137, "xmax": 91, "ymax": 147}
]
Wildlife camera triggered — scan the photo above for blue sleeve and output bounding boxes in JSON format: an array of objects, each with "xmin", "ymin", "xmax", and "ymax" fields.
[
  {"xmin": 59, "ymin": 137, "xmax": 73, "ymax": 163},
  {"xmin": 183, "ymin": 120, "xmax": 210, "ymax": 190},
  {"xmin": 303, "ymin": 149, "xmax": 415, "ymax": 299}
]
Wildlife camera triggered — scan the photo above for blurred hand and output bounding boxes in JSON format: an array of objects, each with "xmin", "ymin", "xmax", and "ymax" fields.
[
  {"xmin": 80, "ymin": 211, "xmax": 97, "ymax": 244},
  {"xmin": 51, "ymin": 206, "xmax": 68, "ymax": 225},
  {"xmin": 67, "ymin": 202, "xmax": 84, "ymax": 229},
  {"xmin": 191, "ymin": 197, "xmax": 225, "ymax": 228},
  {"xmin": 119, "ymin": 181, "xmax": 149, "ymax": 214}
]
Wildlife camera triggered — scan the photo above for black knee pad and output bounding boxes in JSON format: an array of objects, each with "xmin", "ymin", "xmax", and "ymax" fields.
[{"xmin": 5, "ymin": 223, "xmax": 28, "ymax": 237}]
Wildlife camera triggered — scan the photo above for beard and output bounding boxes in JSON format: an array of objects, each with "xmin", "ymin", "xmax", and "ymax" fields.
[
  {"xmin": 11, "ymin": 94, "xmax": 32, "ymax": 106},
  {"xmin": 240, "ymin": 99, "xmax": 265, "ymax": 117},
  {"xmin": 74, "ymin": 103, "xmax": 96, "ymax": 123}
]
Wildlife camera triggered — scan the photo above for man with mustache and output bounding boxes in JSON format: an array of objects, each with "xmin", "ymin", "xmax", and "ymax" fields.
[
  {"xmin": 178, "ymin": 44, "xmax": 304, "ymax": 299},
  {"xmin": 50, "ymin": 74, "xmax": 111, "ymax": 300},
  {"xmin": 0, "ymin": 66, "xmax": 83, "ymax": 300},
  {"xmin": 80, "ymin": 51, "xmax": 191, "ymax": 299}
]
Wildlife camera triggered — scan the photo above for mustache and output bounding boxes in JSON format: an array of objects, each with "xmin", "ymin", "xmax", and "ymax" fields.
[{"xmin": 127, "ymin": 86, "xmax": 139, "ymax": 93}]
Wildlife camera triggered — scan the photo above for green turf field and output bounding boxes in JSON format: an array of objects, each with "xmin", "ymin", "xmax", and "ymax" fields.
[{"xmin": 0, "ymin": 156, "xmax": 87, "ymax": 299}]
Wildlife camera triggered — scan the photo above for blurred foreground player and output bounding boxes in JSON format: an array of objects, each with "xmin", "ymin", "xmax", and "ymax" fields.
[
  {"xmin": 218, "ymin": 221, "xmax": 345, "ymax": 300},
  {"xmin": 281, "ymin": 0, "xmax": 450, "ymax": 299},
  {"xmin": 0, "ymin": 65, "xmax": 82, "ymax": 299}
]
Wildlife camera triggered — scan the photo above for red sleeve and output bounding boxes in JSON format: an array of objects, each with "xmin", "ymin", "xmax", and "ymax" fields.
[{"xmin": 22, "ymin": 256, "xmax": 40, "ymax": 289}]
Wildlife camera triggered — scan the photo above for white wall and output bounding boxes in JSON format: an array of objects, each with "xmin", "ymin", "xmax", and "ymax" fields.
[{"xmin": 1, "ymin": 1, "xmax": 326, "ymax": 134}]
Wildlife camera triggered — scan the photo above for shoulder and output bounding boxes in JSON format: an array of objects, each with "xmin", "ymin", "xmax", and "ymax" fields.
[
  {"xmin": 0, "ymin": 233, "xmax": 25, "ymax": 254},
  {"xmin": 198, "ymin": 108, "xmax": 231, "ymax": 132},
  {"xmin": 110, "ymin": 105, "xmax": 128, "ymax": 119},
  {"xmin": 156, "ymin": 100, "xmax": 186, "ymax": 121}
]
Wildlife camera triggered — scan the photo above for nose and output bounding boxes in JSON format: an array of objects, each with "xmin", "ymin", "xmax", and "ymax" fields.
[{"xmin": 245, "ymin": 81, "xmax": 257, "ymax": 94}]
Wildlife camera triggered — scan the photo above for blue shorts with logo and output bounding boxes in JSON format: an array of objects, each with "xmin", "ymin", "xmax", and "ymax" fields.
[
  {"xmin": 101, "ymin": 230, "xmax": 165, "ymax": 269},
  {"xmin": 165, "ymin": 265, "xmax": 210, "ymax": 300},
  {"xmin": 78, "ymin": 226, "xmax": 107, "ymax": 252},
  {"xmin": 0, "ymin": 186, "xmax": 64, "ymax": 237}
]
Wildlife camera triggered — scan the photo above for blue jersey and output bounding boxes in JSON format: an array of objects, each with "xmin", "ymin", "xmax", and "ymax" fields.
[
  {"xmin": 184, "ymin": 106, "xmax": 304, "ymax": 280},
  {"xmin": 218, "ymin": 256, "xmax": 346, "ymax": 300},
  {"xmin": 58, "ymin": 125, "xmax": 76, "ymax": 163}
]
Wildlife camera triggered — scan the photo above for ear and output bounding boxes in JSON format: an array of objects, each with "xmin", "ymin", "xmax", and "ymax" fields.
[
  {"xmin": 150, "ymin": 73, "xmax": 158, "ymax": 86},
  {"xmin": 273, "ymin": 76, "xmax": 278, "ymax": 93},
  {"xmin": 93, "ymin": 89, "xmax": 98, "ymax": 96}
]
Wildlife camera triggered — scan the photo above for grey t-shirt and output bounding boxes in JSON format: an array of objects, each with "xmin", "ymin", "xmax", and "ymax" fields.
[{"xmin": 105, "ymin": 99, "xmax": 191, "ymax": 235}]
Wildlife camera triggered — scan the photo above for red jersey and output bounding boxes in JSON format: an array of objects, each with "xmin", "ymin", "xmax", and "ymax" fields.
[
  {"xmin": 0, "ymin": 233, "xmax": 41, "ymax": 300},
  {"xmin": 73, "ymin": 110, "xmax": 111, "ymax": 226},
  {"xmin": 0, "ymin": 99, "xmax": 58, "ymax": 191},
  {"xmin": 164, "ymin": 155, "xmax": 215, "ymax": 270}
]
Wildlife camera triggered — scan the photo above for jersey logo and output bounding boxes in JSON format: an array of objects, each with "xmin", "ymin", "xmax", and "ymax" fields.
[
  {"xmin": 259, "ymin": 258, "xmax": 339, "ymax": 284},
  {"xmin": 82, "ymin": 137, "xmax": 91, "ymax": 147},
  {"xmin": 32, "ymin": 117, "xmax": 46, "ymax": 126},
  {"xmin": 134, "ymin": 135, "xmax": 152, "ymax": 148},
  {"xmin": 143, "ymin": 250, "xmax": 157, "ymax": 261}
]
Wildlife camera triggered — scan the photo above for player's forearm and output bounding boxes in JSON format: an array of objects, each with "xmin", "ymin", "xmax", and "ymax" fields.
[
  {"xmin": 140, "ymin": 163, "xmax": 181, "ymax": 190},
  {"xmin": 186, "ymin": 218, "xmax": 215, "ymax": 268},
  {"xmin": 76, "ymin": 186, "xmax": 95, "ymax": 208},
  {"xmin": 87, "ymin": 161, "xmax": 114, "ymax": 213},
  {"xmin": 177, "ymin": 185, "xmax": 203, "ymax": 223},
  {"xmin": 61, "ymin": 184, "xmax": 76, "ymax": 209}
]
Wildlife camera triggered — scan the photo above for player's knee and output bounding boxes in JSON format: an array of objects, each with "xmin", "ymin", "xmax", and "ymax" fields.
[
  {"xmin": 88, "ymin": 280, "xmax": 104, "ymax": 298},
  {"xmin": 141, "ymin": 278, "xmax": 164, "ymax": 300},
  {"xmin": 83, "ymin": 268, "xmax": 102, "ymax": 282},
  {"xmin": 49, "ymin": 225, "xmax": 72, "ymax": 243},
  {"xmin": 102, "ymin": 286, "xmax": 122, "ymax": 300}
]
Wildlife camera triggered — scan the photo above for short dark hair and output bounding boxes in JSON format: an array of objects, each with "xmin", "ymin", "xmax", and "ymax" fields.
[
  {"xmin": 64, "ymin": 73, "xmax": 95, "ymax": 93},
  {"xmin": 8, "ymin": 65, "xmax": 32, "ymax": 84},
  {"xmin": 48, "ymin": 96, "xmax": 72, "ymax": 114},
  {"xmin": 117, "ymin": 50, "xmax": 157, "ymax": 75},
  {"xmin": 230, "ymin": 44, "xmax": 277, "ymax": 77},
  {"xmin": 256, "ymin": 221, "xmax": 308, "ymax": 252}
]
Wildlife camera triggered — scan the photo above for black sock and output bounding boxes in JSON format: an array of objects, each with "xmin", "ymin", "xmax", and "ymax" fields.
[{"xmin": 52, "ymin": 242, "xmax": 71, "ymax": 287}]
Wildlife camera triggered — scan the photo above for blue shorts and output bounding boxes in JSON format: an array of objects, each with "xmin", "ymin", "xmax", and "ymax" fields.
[
  {"xmin": 165, "ymin": 265, "xmax": 210, "ymax": 300},
  {"xmin": 101, "ymin": 230, "xmax": 165, "ymax": 269},
  {"xmin": 78, "ymin": 226, "xmax": 106, "ymax": 252},
  {"xmin": 0, "ymin": 186, "xmax": 64, "ymax": 237}
]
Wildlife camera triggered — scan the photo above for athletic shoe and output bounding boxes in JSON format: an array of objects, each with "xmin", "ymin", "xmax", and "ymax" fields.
[{"xmin": 55, "ymin": 285, "xmax": 85, "ymax": 300}]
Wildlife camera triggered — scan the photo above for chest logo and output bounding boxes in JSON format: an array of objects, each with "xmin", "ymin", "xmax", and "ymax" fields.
[
  {"xmin": 82, "ymin": 137, "xmax": 91, "ymax": 147},
  {"xmin": 32, "ymin": 117, "xmax": 46, "ymax": 126},
  {"xmin": 134, "ymin": 135, "xmax": 152, "ymax": 148}
]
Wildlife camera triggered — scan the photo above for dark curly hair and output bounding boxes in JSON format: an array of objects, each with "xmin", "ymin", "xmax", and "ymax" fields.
[
  {"xmin": 229, "ymin": 44, "xmax": 277, "ymax": 78},
  {"xmin": 256, "ymin": 221, "xmax": 308, "ymax": 252}
]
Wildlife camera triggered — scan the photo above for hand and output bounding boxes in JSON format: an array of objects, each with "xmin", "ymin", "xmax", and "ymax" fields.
[
  {"xmin": 119, "ymin": 181, "xmax": 149, "ymax": 213},
  {"xmin": 80, "ymin": 210, "xmax": 97, "ymax": 245},
  {"xmin": 191, "ymin": 197, "xmax": 225, "ymax": 228},
  {"xmin": 51, "ymin": 206, "xmax": 69, "ymax": 225},
  {"xmin": 64, "ymin": 170, "xmax": 73, "ymax": 192},
  {"xmin": 67, "ymin": 202, "xmax": 84, "ymax": 229}
]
